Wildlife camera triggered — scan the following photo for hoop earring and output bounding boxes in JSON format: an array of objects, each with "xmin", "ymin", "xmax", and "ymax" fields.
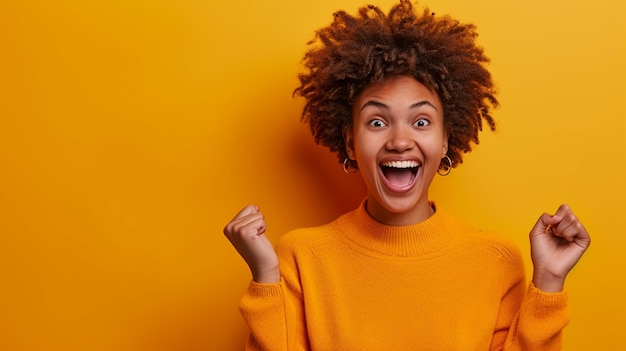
[
  {"xmin": 437, "ymin": 155, "xmax": 452, "ymax": 176},
  {"xmin": 343, "ymin": 158, "xmax": 358, "ymax": 174}
]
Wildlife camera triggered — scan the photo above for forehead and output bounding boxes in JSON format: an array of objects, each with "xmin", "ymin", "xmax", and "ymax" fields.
[{"xmin": 355, "ymin": 75, "xmax": 442, "ymax": 108}]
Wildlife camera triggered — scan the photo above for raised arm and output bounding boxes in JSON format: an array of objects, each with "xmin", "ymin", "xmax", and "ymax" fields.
[
  {"xmin": 495, "ymin": 205, "xmax": 590, "ymax": 351},
  {"xmin": 224, "ymin": 206, "xmax": 306, "ymax": 351}
]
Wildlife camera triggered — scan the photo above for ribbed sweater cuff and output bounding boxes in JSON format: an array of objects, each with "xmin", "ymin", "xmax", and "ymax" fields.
[
  {"xmin": 514, "ymin": 282, "xmax": 570, "ymax": 348},
  {"xmin": 527, "ymin": 282, "xmax": 568, "ymax": 310},
  {"xmin": 247, "ymin": 280, "xmax": 283, "ymax": 298}
]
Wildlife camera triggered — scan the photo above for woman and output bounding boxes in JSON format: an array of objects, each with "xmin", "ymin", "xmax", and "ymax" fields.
[{"xmin": 223, "ymin": 1, "xmax": 590, "ymax": 350}]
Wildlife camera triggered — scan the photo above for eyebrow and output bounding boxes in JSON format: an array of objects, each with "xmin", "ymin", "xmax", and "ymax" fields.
[{"xmin": 359, "ymin": 100, "xmax": 438, "ymax": 112}]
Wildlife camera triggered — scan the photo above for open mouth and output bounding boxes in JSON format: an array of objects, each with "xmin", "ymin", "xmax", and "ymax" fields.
[{"xmin": 380, "ymin": 160, "xmax": 419, "ymax": 188}]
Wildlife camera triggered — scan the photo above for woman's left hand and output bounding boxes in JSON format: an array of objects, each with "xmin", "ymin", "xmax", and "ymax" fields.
[{"xmin": 529, "ymin": 204, "xmax": 591, "ymax": 292}]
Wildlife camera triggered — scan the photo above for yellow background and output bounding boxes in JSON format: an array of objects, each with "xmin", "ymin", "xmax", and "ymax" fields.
[{"xmin": 1, "ymin": 0, "xmax": 624, "ymax": 349}]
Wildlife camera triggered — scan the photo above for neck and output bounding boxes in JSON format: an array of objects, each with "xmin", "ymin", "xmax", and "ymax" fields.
[{"xmin": 365, "ymin": 198, "xmax": 435, "ymax": 226}]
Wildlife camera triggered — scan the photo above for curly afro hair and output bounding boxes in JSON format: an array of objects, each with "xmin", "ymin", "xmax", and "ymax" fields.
[{"xmin": 293, "ymin": 0, "xmax": 498, "ymax": 172}]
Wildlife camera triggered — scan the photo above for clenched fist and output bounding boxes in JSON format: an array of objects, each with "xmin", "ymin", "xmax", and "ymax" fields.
[
  {"xmin": 223, "ymin": 205, "xmax": 280, "ymax": 283},
  {"xmin": 529, "ymin": 204, "xmax": 591, "ymax": 292}
]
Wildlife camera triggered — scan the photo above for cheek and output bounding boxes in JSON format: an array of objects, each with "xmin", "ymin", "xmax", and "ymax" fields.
[
  {"xmin": 353, "ymin": 132, "xmax": 379, "ymax": 159},
  {"xmin": 421, "ymin": 136, "xmax": 447, "ymax": 159}
]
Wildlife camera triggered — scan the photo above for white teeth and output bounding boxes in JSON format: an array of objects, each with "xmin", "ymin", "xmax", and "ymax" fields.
[{"xmin": 381, "ymin": 160, "xmax": 419, "ymax": 168}]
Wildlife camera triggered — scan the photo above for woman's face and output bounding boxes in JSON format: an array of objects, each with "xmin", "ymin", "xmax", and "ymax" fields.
[{"xmin": 345, "ymin": 75, "xmax": 448, "ymax": 226}]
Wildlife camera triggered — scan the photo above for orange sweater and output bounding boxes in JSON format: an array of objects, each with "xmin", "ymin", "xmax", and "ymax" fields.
[{"xmin": 240, "ymin": 202, "xmax": 569, "ymax": 350}]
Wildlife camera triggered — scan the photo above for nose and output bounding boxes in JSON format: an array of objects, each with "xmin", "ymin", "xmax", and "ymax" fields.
[{"xmin": 386, "ymin": 125, "xmax": 413, "ymax": 152}]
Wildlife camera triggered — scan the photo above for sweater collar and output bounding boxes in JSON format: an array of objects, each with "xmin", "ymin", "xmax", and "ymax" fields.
[{"xmin": 336, "ymin": 200, "xmax": 458, "ymax": 257}]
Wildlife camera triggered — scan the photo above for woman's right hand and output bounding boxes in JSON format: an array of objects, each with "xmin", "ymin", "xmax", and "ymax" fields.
[{"xmin": 223, "ymin": 205, "xmax": 280, "ymax": 283}]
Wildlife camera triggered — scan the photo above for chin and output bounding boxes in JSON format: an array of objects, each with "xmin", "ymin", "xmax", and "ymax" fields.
[{"xmin": 379, "ymin": 194, "xmax": 428, "ymax": 215}]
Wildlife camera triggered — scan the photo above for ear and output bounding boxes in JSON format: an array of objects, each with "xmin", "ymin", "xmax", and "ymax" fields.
[
  {"xmin": 343, "ymin": 127, "xmax": 355, "ymax": 160},
  {"xmin": 442, "ymin": 130, "xmax": 449, "ymax": 158}
]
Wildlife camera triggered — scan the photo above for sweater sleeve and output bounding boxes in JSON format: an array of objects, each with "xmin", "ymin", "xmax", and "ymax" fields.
[
  {"xmin": 489, "ymin": 241, "xmax": 570, "ymax": 351},
  {"xmin": 502, "ymin": 283, "xmax": 569, "ymax": 351},
  {"xmin": 239, "ymin": 281, "xmax": 286, "ymax": 351},
  {"xmin": 238, "ymin": 233, "xmax": 310, "ymax": 351}
]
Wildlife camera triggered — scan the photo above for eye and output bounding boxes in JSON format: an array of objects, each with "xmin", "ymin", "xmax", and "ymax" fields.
[
  {"xmin": 369, "ymin": 119, "xmax": 387, "ymax": 128},
  {"xmin": 413, "ymin": 118, "xmax": 430, "ymax": 127}
]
